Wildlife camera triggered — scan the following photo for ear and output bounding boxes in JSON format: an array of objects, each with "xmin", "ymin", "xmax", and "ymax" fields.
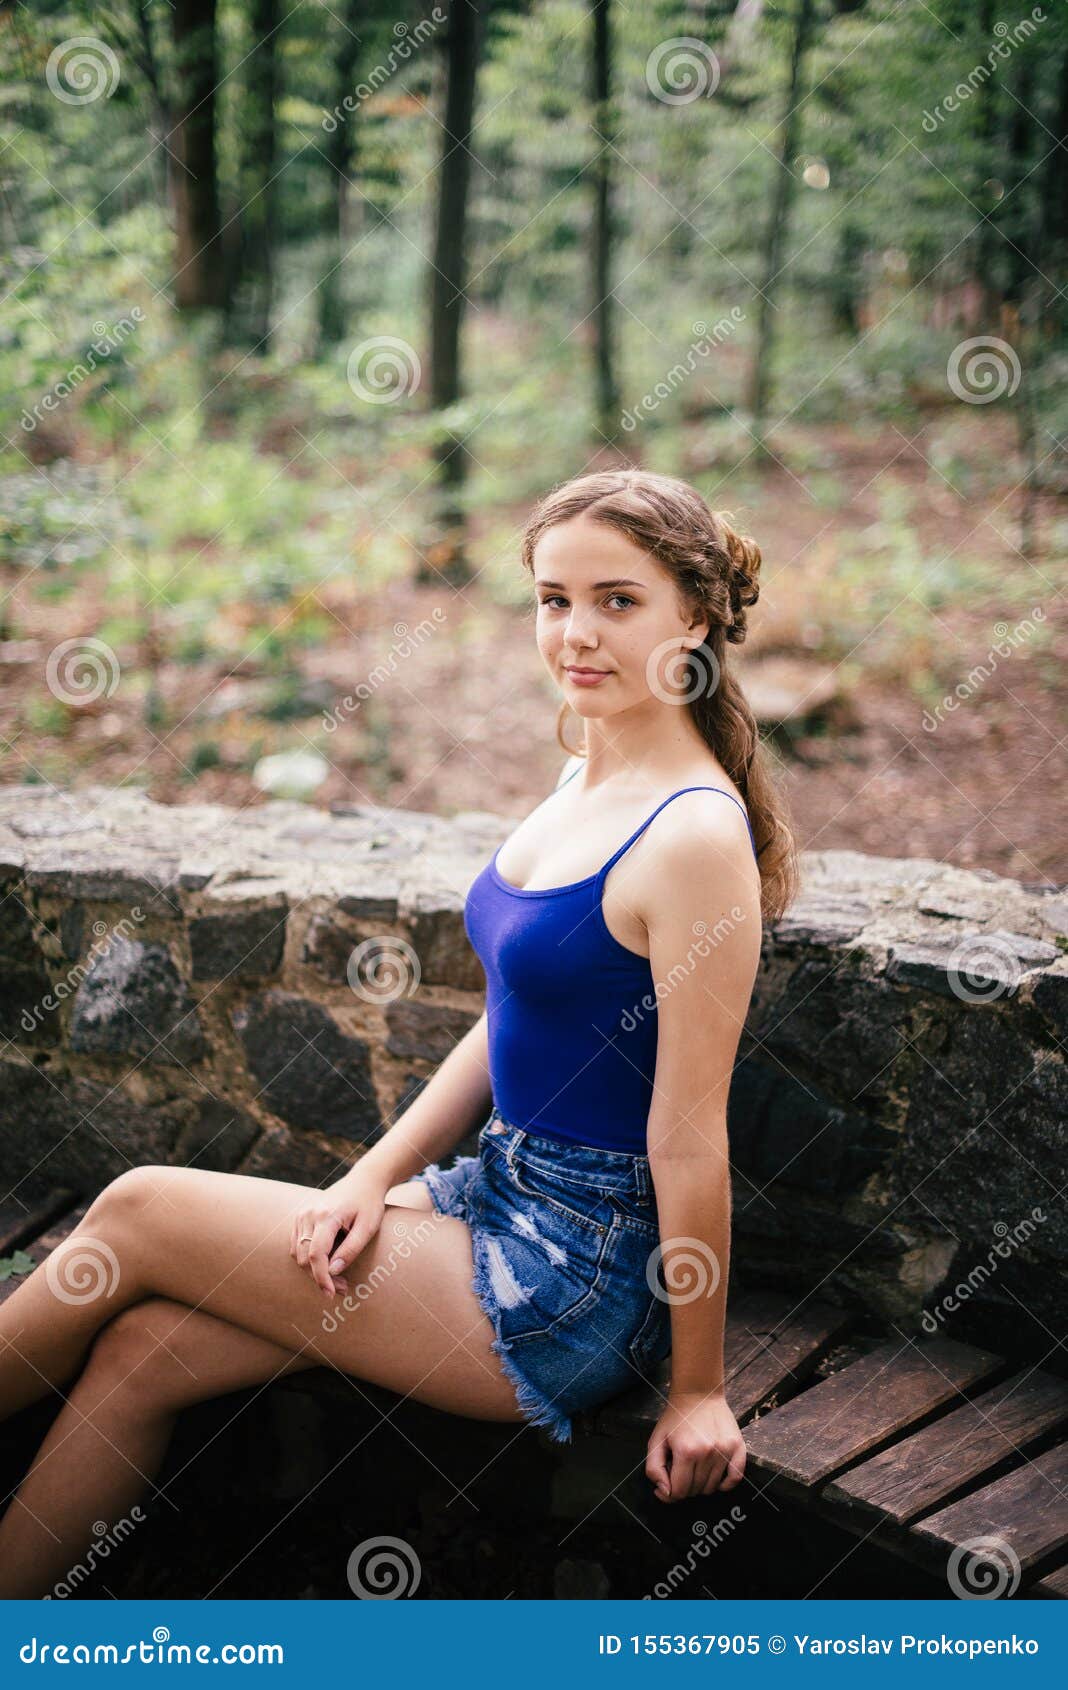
[{"xmin": 686, "ymin": 608, "xmax": 712, "ymax": 646}]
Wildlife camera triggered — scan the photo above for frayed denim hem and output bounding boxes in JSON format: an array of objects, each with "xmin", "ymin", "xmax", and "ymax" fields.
[
  {"xmin": 409, "ymin": 1161, "xmax": 573, "ymax": 1444},
  {"xmin": 470, "ymin": 1231, "xmax": 574, "ymax": 1446},
  {"xmin": 409, "ymin": 1158, "xmax": 477, "ymax": 1221}
]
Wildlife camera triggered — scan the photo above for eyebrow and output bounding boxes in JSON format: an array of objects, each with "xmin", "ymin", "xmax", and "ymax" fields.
[{"xmin": 535, "ymin": 578, "xmax": 645, "ymax": 591}]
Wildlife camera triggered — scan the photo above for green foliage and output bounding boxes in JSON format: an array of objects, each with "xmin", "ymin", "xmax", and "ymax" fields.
[
  {"xmin": 1, "ymin": 0, "xmax": 1064, "ymax": 751},
  {"xmin": 0, "ymin": 1250, "xmax": 36, "ymax": 1281}
]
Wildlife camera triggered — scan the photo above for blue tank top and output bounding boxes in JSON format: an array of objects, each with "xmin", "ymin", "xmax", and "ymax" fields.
[{"xmin": 463, "ymin": 775, "xmax": 759, "ymax": 1154}]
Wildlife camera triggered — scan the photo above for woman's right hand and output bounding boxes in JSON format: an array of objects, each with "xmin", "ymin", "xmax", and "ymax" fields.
[{"xmin": 288, "ymin": 1173, "xmax": 388, "ymax": 1298}]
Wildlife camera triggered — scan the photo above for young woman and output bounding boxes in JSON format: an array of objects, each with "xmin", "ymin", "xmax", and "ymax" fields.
[{"xmin": 0, "ymin": 468, "xmax": 797, "ymax": 1597}]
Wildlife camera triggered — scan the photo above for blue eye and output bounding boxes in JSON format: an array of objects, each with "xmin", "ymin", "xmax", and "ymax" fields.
[{"xmin": 539, "ymin": 594, "xmax": 635, "ymax": 611}]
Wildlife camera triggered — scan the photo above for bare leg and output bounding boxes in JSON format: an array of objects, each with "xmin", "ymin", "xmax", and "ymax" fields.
[
  {"xmin": 0, "ymin": 1176, "xmax": 434, "ymax": 1422},
  {"xmin": 0, "ymin": 1178, "xmax": 183, "ymax": 1420},
  {"xmin": 0, "ymin": 1297, "xmax": 320, "ymax": 1599},
  {"xmin": 0, "ymin": 1166, "xmax": 524, "ymax": 1592}
]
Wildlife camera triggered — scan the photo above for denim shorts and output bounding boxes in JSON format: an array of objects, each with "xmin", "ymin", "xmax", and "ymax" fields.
[{"xmin": 409, "ymin": 1105, "xmax": 673, "ymax": 1443}]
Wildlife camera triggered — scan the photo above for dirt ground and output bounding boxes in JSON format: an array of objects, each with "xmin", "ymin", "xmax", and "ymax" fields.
[{"xmin": 3, "ymin": 416, "xmax": 1065, "ymax": 886}]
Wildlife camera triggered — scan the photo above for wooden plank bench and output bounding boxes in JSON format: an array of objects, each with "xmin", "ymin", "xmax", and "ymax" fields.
[{"xmin": 5, "ymin": 1190, "xmax": 1066, "ymax": 1597}]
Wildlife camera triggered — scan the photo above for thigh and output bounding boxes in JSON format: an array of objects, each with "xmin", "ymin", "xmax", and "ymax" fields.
[
  {"xmin": 384, "ymin": 1181, "xmax": 435, "ymax": 1210},
  {"xmin": 96, "ymin": 1167, "xmax": 525, "ymax": 1427},
  {"xmin": 90, "ymin": 1296, "xmax": 322, "ymax": 1410}
]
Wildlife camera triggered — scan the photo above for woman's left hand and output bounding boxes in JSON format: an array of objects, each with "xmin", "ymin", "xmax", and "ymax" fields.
[{"xmin": 645, "ymin": 1390, "xmax": 747, "ymax": 1501}]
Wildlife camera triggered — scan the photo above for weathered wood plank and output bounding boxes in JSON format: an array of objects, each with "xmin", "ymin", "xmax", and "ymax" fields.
[
  {"xmin": 914, "ymin": 1442, "xmax": 1068, "ymax": 1575},
  {"xmin": 742, "ymin": 1336, "xmax": 1004, "ymax": 1488},
  {"xmin": 723, "ymin": 1292, "xmax": 853, "ymax": 1422},
  {"xmin": 824, "ymin": 1369, "xmax": 1068, "ymax": 1526},
  {"xmin": 579, "ymin": 1289, "xmax": 852, "ymax": 1439},
  {"xmin": 0, "ymin": 1202, "xmax": 92, "ymax": 1306},
  {"xmin": 1027, "ymin": 1560, "xmax": 1068, "ymax": 1599}
]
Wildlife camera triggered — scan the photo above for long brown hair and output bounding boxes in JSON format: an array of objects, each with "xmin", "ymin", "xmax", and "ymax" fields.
[{"xmin": 520, "ymin": 468, "xmax": 800, "ymax": 923}]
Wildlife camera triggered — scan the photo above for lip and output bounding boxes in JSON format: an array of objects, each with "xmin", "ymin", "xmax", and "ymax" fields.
[{"xmin": 564, "ymin": 666, "xmax": 611, "ymax": 681}]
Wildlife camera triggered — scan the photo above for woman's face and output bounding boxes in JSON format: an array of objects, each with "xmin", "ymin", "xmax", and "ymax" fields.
[{"xmin": 532, "ymin": 511, "xmax": 710, "ymax": 720}]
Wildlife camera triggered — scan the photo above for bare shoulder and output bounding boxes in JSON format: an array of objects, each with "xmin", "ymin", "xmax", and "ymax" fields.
[
  {"xmin": 659, "ymin": 787, "xmax": 757, "ymax": 871},
  {"xmin": 633, "ymin": 778, "xmax": 761, "ymax": 924}
]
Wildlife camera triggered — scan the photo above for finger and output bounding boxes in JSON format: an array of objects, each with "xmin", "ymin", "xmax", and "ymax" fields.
[
  {"xmin": 318, "ymin": 1217, "xmax": 352, "ymax": 1293},
  {"xmin": 690, "ymin": 1455, "xmax": 713, "ymax": 1496},
  {"xmin": 327, "ymin": 1222, "xmax": 368, "ymax": 1277},
  {"xmin": 718, "ymin": 1443, "xmax": 748, "ymax": 1491},
  {"xmin": 309, "ymin": 1220, "xmax": 340, "ymax": 1295},
  {"xmin": 296, "ymin": 1223, "xmax": 347, "ymax": 1291},
  {"xmin": 699, "ymin": 1453, "xmax": 727, "ymax": 1495},
  {"xmin": 667, "ymin": 1453, "xmax": 695, "ymax": 1503},
  {"xmin": 646, "ymin": 1437, "xmax": 670, "ymax": 1501},
  {"xmin": 296, "ymin": 1219, "xmax": 316, "ymax": 1269}
]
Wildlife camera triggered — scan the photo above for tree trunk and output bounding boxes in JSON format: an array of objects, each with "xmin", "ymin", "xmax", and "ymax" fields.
[
  {"xmin": 745, "ymin": 0, "xmax": 816, "ymax": 440},
  {"xmin": 170, "ymin": 0, "xmax": 225, "ymax": 311},
  {"xmin": 1001, "ymin": 53, "xmax": 1037, "ymax": 328},
  {"xmin": 231, "ymin": 0, "xmax": 279, "ymax": 348},
  {"xmin": 422, "ymin": 0, "xmax": 488, "ymax": 584},
  {"xmin": 590, "ymin": 0, "xmax": 620, "ymax": 443},
  {"xmin": 318, "ymin": 1, "xmax": 363, "ymax": 348},
  {"xmin": 972, "ymin": 0, "xmax": 1001, "ymax": 327},
  {"xmin": 829, "ymin": 219, "xmax": 865, "ymax": 337},
  {"xmin": 1037, "ymin": 47, "xmax": 1068, "ymax": 338}
]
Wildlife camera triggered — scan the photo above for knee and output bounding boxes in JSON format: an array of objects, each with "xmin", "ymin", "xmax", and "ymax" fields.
[
  {"xmin": 84, "ymin": 1164, "xmax": 174, "ymax": 1230},
  {"xmin": 85, "ymin": 1299, "xmax": 191, "ymax": 1403}
]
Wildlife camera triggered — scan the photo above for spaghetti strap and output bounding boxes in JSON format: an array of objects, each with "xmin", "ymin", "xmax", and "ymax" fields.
[{"xmin": 597, "ymin": 785, "xmax": 757, "ymax": 878}]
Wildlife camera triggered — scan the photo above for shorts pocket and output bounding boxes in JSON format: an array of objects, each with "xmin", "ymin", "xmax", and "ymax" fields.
[
  {"xmin": 607, "ymin": 1184, "xmax": 661, "ymax": 1238},
  {"xmin": 486, "ymin": 1198, "xmax": 619, "ymax": 1340},
  {"xmin": 506, "ymin": 1149, "xmax": 614, "ymax": 1234}
]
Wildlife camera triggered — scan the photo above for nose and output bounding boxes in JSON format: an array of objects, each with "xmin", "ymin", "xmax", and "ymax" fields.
[{"xmin": 563, "ymin": 606, "xmax": 599, "ymax": 651}]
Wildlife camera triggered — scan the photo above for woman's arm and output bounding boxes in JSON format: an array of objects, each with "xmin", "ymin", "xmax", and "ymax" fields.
[
  {"xmin": 339, "ymin": 758, "xmax": 574, "ymax": 1195},
  {"xmin": 641, "ymin": 793, "xmax": 763, "ymax": 1500},
  {"xmin": 338, "ymin": 1010, "xmax": 493, "ymax": 1192},
  {"xmin": 648, "ymin": 1132, "xmax": 732, "ymax": 1392}
]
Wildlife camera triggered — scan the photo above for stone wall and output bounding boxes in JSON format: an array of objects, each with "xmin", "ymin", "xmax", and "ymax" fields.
[{"xmin": 1, "ymin": 784, "xmax": 1064, "ymax": 1353}]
